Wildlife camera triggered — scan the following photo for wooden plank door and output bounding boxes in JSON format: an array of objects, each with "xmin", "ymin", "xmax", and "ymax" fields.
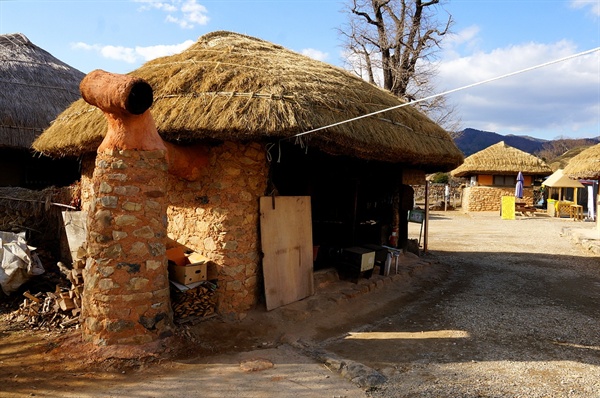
[{"xmin": 260, "ymin": 196, "xmax": 314, "ymax": 311}]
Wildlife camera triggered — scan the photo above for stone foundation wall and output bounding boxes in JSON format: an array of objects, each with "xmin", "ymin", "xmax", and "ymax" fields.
[{"xmin": 461, "ymin": 186, "xmax": 534, "ymax": 212}]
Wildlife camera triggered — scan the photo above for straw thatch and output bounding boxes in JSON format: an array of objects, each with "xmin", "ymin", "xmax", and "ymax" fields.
[
  {"xmin": 33, "ymin": 31, "xmax": 462, "ymax": 171},
  {"xmin": 0, "ymin": 33, "xmax": 85, "ymax": 149},
  {"xmin": 563, "ymin": 143, "xmax": 600, "ymax": 180},
  {"xmin": 451, "ymin": 141, "xmax": 552, "ymax": 177}
]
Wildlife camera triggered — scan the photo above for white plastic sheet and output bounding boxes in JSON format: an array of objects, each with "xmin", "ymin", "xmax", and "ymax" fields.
[{"xmin": 0, "ymin": 231, "xmax": 44, "ymax": 295}]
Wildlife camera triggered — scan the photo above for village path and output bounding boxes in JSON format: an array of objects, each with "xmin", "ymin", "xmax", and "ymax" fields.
[
  {"xmin": 1, "ymin": 211, "xmax": 599, "ymax": 397},
  {"xmin": 322, "ymin": 211, "xmax": 600, "ymax": 397}
]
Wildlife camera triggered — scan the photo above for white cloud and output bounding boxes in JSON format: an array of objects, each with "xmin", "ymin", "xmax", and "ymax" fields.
[
  {"xmin": 444, "ymin": 26, "xmax": 481, "ymax": 61},
  {"xmin": 100, "ymin": 45, "xmax": 138, "ymax": 63},
  {"xmin": 135, "ymin": 40, "xmax": 195, "ymax": 60},
  {"xmin": 445, "ymin": 25, "xmax": 481, "ymax": 50},
  {"xmin": 181, "ymin": 0, "xmax": 209, "ymax": 25},
  {"xmin": 72, "ymin": 40, "xmax": 195, "ymax": 64},
  {"xmin": 301, "ymin": 48, "xmax": 329, "ymax": 62},
  {"xmin": 570, "ymin": 0, "xmax": 600, "ymax": 16},
  {"xmin": 134, "ymin": 0, "xmax": 209, "ymax": 29},
  {"xmin": 134, "ymin": 0, "xmax": 178, "ymax": 13},
  {"xmin": 436, "ymin": 41, "xmax": 600, "ymax": 138}
]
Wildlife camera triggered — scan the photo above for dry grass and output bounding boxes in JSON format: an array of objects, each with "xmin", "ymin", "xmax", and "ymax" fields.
[
  {"xmin": 563, "ymin": 143, "xmax": 600, "ymax": 180},
  {"xmin": 0, "ymin": 33, "xmax": 84, "ymax": 149},
  {"xmin": 33, "ymin": 31, "xmax": 462, "ymax": 171},
  {"xmin": 451, "ymin": 141, "xmax": 552, "ymax": 177}
]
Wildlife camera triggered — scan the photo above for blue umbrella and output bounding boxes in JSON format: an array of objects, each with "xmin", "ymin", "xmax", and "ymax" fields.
[{"xmin": 515, "ymin": 171, "xmax": 524, "ymax": 199}]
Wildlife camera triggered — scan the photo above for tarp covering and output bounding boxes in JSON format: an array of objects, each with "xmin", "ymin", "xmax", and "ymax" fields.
[
  {"xmin": 542, "ymin": 169, "xmax": 584, "ymax": 188},
  {"xmin": 0, "ymin": 231, "xmax": 44, "ymax": 295}
]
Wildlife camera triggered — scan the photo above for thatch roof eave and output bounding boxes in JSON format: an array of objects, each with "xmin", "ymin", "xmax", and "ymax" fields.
[
  {"xmin": 33, "ymin": 31, "xmax": 463, "ymax": 170},
  {"xmin": 450, "ymin": 141, "xmax": 552, "ymax": 177},
  {"xmin": 563, "ymin": 143, "xmax": 600, "ymax": 180},
  {"xmin": 0, "ymin": 33, "xmax": 85, "ymax": 149}
]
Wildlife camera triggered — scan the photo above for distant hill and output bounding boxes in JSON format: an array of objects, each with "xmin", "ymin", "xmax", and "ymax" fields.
[
  {"xmin": 450, "ymin": 128, "xmax": 547, "ymax": 156},
  {"xmin": 451, "ymin": 128, "xmax": 600, "ymax": 159},
  {"xmin": 547, "ymin": 146, "xmax": 591, "ymax": 171}
]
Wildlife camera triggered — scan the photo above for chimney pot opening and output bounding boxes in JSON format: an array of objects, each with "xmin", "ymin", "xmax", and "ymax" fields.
[{"xmin": 126, "ymin": 81, "xmax": 153, "ymax": 115}]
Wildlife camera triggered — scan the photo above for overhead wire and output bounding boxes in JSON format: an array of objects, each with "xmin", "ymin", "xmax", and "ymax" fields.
[{"xmin": 288, "ymin": 46, "xmax": 600, "ymax": 140}]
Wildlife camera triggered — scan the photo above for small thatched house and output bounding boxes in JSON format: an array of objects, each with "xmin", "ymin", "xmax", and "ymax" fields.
[
  {"xmin": 451, "ymin": 141, "xmax": 552, "ymax": 212},
  {"xmin": 0, "ymin": 33, "xmax": 83, "ymax": 187},
  {"xmin": 563, "ymin": 143, "xmax": 600, "ymax": 228},
  {"xmin": 34, "ymin": 31, "xmax": 463, "ymax": 316}
]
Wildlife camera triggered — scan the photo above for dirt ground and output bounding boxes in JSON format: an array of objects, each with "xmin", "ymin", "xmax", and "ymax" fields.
[
  {"xmin": 1, "ymin": 210, "xmax": 598, "ymax": 397},
  {"xmin": 0, "ymin": 237, "xmax": 446, "ymax": 397}
]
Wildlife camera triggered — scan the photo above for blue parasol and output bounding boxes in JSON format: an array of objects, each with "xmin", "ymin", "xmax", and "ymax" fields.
[{"xmin": 515, "ymin": 171, "xmax": 524, "ymax": 199}]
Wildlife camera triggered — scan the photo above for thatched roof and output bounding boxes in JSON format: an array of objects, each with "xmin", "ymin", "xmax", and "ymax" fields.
[
  {"xmin": 0, "ymin": 33, "xmax": 85, "ymax": 150},
  {"xmin": 451, "ymin": 141, "xmax": 552, "ymax": 177},
  {"xmin": 542, "ymin": 169, "xmax": 584, "ymax": 188},
  {"xmin": 563, "ymin": 143, "xmax": 600, "ymax": 180},
  {"xmin": 548, "ymin": 145, "xmax": 593, "ymax": 172},
  {"xmin": 33, "ymin": 31, "xmax": 463, "ymax": 171}
]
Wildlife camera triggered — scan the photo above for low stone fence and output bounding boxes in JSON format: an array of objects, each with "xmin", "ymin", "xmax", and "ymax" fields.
[
  {"xmin": 412, "ymin": 183, "xmax": 463, "ymax": 208},
  {"xmin": 461, "ymin": 186, "xmax": 534, "ymax": 212}
]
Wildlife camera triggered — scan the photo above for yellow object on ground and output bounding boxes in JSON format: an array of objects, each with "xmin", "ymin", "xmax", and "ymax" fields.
[{"xmin": 501, "ymin": 196, "xmax": 516, "ymax": 220}]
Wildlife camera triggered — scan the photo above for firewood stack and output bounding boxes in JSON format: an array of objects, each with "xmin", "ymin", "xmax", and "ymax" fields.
[
  {"xmin": 6, "ymin": 258, "xmax": 85, "ymax": 330},
  {"xmin": 171, "ymin": 281, "xmax": 217, "ymax": 322}
]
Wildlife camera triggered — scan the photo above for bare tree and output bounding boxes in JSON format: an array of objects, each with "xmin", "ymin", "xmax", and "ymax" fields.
[{"xmin": 340, "ymin": 0, "xmax": 460, "ymax": 131}]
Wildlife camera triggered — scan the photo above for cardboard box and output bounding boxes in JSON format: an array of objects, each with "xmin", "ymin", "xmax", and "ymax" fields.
[
  {"xmin": 166, "ymin": 247, "xmax": 188, "ymax": 267},
  {"xmin": 169, "ymin": 263, "xmax": 207, "ymax": 285},
  {"xmin": 167, "ymin": 246, "xmax": 209, "ymax": 285}
]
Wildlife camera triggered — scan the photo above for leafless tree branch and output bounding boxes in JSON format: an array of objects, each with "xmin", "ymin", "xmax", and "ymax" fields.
[{"xmin": 339, "ymin": 0, "xmax": 459, "ymax": 131}]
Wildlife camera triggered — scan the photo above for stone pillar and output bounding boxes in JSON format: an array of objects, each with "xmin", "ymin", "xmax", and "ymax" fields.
[
  {"xmin": 79, "ymin": 70, "xmax": 173, "ymax": 346},
  {"xmin": 82, "ymin": 148, "xmax": 172, "ymax": 345}
]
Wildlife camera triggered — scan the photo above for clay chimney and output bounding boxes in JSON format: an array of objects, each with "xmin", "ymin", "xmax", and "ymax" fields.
[{"xmin": 80, "ymin": 70, "xmax": 173, "ymax": 346}]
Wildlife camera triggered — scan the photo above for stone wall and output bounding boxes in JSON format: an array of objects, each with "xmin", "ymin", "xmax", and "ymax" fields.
[
  {"xmin": 166, "ymin": 141, "xmax": 268, "ymax": 316},
  {"xmin": 80, "ymin": 155, "xmax": 95, "ymax": 213},
  {"xmin": 412, "ymin": 183, "xmax": 462, "ymax": 207},
  {"xmin": 82, "ymin": 148, "xmax": 173, "ymax": 346},
  {"xmin": 80, "ymin": 142, "xmax": 268, "ymax": 318},
  {"xmin": 460, "ymin": 186, "xmax": 534, "ymax": 212}
]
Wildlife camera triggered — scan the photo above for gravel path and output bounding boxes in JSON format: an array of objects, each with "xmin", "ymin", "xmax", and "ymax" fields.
[{"xmin": 325, "ymin": 211, "xmax": 600, "ymax": 398}]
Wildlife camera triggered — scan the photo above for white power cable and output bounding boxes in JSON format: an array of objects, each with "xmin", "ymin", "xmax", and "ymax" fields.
[{"xmin": 289, "ymin": 46, "xmax": 600, "ymax": 139}]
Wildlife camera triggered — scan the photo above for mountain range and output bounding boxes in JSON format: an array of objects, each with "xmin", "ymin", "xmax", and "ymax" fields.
[{"xmin": 451, "ymin": 128, "xmax": 600, "ymax": 157}]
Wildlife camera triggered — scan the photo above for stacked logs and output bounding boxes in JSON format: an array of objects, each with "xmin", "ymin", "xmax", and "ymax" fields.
[
  {"xmin": 171, "ymin": 281, "xmax": 217, "ymax": 322},
  {"xmin": 6, "ymin": 259, "xmax": 85, "ymax": 330},
  {"xmin": 6, "ymin": 244, "xmax": 221, "ymax": 331}
]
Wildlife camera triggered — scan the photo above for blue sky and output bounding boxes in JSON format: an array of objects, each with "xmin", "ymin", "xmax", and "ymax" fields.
[{"xmin": 1, "ymin": 0, "xmax": 599, "ymax": 140}]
